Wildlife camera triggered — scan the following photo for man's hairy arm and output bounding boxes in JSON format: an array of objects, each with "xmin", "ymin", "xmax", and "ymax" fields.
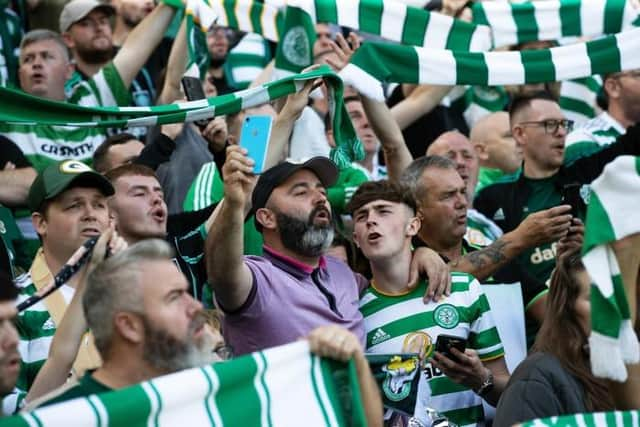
[
  {"xmin": 205, "ymin": 146, "xmax": 255, "ymax": 311},
  {"xmin": 453, "ymin": 205, "xmax": 573, "ymax": 279},
  {"xmin": 451, "ymin": 237, "xmax": 512, "ymax": 280}
]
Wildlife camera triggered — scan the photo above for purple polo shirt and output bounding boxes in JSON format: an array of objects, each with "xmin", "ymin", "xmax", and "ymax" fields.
[{"xmin": 220, "ymin": 246, "xmax": 367, "ymax": 355}]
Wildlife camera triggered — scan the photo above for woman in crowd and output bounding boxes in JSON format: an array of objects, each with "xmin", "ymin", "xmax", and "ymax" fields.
[{"xmin": 495, "ymin": 222, "xmax": 614, "ymax": 425}]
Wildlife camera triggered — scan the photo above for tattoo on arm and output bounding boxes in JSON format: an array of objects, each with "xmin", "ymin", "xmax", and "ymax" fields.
[{"xmin": 463, "ymin": 238, "xmax": 509, "ymax": 271}]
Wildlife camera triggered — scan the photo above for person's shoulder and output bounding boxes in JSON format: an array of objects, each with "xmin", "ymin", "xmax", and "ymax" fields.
[
  {"xmin": 21, "ymin": 378, "xmax": 83, "ymax": 412},
  {"xmin": 511, "ymin": 352, "xmax": 564, "ymax": 381}
]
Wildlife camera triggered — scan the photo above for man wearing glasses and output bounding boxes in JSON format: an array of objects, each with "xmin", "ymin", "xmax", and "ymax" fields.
[
  {"xmin": 474, "ymin": 91, "xmax": 640, "ymax": 282},
  {"xmin": 564, "ymin": 69, "xmax": 640, "ymax": 164}
]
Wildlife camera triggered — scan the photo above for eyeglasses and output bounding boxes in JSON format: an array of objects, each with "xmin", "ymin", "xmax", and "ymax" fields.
[
  {"xmin": 518, "ymin": 119, "xmax": 574, "ymax": 134},
  {"xmin": 213, "ymin": 344, "xmax": 233, "ymax": 360}
]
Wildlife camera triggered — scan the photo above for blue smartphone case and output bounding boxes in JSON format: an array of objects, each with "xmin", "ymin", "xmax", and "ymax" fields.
[{"xmin": 239, "ymin": 115, "xmax": 274, "ymax": 173}]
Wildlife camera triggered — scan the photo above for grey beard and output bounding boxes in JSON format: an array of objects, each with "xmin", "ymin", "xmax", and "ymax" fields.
[
  {"xmin": 276, "ymin": 207, "xmax": 334, "ymax": 258},
  {"xmin": 141, "ymin": 313, "xmax": 213, "ymax": 373}
]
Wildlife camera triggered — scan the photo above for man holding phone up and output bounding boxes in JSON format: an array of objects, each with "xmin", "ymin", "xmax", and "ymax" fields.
[{"xmin": 349, "ymin": 180, "xmax": 509, "ymax": 426}]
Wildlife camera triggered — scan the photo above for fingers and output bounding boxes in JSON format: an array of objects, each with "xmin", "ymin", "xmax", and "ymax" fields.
[
  {"xmin": 108, "ymin": 230, "xmax": 128, "ymax": 256},
  {"xmin": 307, "ymin": 325, "xmax": 361, "ymax": 362},
  {"xmin": 410, "ymin": 248, "xmax": 450, "ymax": 303},
  {"xmin": 223, "ymin": 146, "xmax": 255, "ymax": 178}
]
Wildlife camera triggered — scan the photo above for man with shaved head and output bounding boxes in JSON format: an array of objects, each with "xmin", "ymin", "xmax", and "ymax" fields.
[
  {"xmin": 470, "ymin": 112, "xmax": 522, "ymax": 192},
  {"xmin": 427, "ymin": 131, "xmax": 478, "ymax": 203}
]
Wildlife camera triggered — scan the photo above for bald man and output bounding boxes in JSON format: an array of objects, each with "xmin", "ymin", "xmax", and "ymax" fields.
[
  {"xmin": 427, "ymin": 131, "xmax": 478, "ymax": 205},
  {"xmin": 470, "ymin": 112, "xmax": 522, "ymax": 192}
]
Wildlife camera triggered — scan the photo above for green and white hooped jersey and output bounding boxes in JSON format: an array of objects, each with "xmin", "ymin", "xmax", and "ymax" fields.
[
  {"xmin": 564, "ymin": 111, "xmax": 625, "ymax": 164},
  {"xmin": 0, "ymin": 62, "xmax": 129, "ymax": 239},
  {"xmin": 2, "ymin": 272, "xmax": 71, "ymax": 415},
  {"xmin": 360, "ymin": 273, "xmax": 504, "ymax": 426}
]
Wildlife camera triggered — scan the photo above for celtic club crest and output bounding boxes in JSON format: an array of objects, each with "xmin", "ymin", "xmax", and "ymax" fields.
[
  {"xmin": 433, "ymin": 304, "xmax": 460, "ymax": 329},
  {"xmin": 282, "ymin": 26, "xmax": 311, "ymax": 67}
]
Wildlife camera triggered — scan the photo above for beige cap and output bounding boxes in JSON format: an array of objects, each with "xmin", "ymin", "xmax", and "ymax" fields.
[{"xmin": 59, "ymin": 0, "xmax": 115, "ymax": 33}]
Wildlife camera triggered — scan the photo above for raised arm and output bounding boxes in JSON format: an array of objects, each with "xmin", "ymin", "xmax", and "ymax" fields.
[
  {"xmin": 156, "ymin": 17, "xmax": 188, "ymax": 105},
  {"xmin": 390, "ymin": 84, "xmax": 453, "ymax": 131},
  {"xmin": 360, "ymin": 95, "xmax": 412, "ymax": 181},
  {"xmin": 205, "ymin": 145, "xmax": 256, "ymax": 311},
  {"xmin": 264, "ymin": 73, "xmax": 320, "ymax": 169},
  {"xmin": 112, "ymin": 3, "xmax": 177, "ymax": 90}
]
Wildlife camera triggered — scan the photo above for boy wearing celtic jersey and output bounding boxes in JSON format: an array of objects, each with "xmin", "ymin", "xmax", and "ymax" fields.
[{"xmin": 348, "ymin": 180, "xmax": 509, "ymax": 426}]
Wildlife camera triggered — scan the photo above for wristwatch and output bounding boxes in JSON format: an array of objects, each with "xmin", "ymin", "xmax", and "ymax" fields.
[{"xmin": 475, "ymin": 370, "xmax": 494, "ymax": 397}]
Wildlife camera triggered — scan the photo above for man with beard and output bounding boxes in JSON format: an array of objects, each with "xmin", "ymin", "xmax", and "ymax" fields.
[
  {"xmin": 564, "ymin": 68, "xmax": 640, "ymax": 164},
  {"xmin": 29, "ymin": 239, "xmax": 215, "ymax": 407},
  {"xmin": 0, "ymin": 272, "xmax": 20, "ymax": 417},
  {"xmin": 59, "ymin": 0, "xmax": 174, "ymax": 111},
  {"xmin": 207, "ymin": 152, "xmax": 366, "ymax": 356}
]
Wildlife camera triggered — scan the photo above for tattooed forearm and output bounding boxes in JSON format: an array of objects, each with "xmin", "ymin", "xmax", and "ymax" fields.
[{"xmin": 454, "ymin": 238, "xmax": 510, "ymax": 280}]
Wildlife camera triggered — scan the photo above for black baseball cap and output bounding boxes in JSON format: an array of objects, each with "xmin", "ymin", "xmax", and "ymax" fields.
[
  {"xmin": 28, "ymin": 160, "xmax": 115, "ymax": 213},
  {"xmin": 251, "ymin": 157, "xmax": 339, "ymax": 229}
]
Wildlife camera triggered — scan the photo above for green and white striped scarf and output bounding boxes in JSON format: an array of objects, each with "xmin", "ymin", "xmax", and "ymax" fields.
[
  {"xmin": 582, "ymin": 156, "xmax": 640, "ymax": 381},
  {"xmin": 0, "ymin": 342, "xmax": 367, "ymax": 426},
  {"xmin": 521, "ymin": 409, "xmax": 640, "ymax": 426},
  {"xmin": 471, "ymin": 0, "xmax": 640, "ymax": 48},
  {"xmin": 341, "ymin": 28, "xmax": 640, "ymax": 101},
  {"xmin": 0, "ymin": 66, "xmax": 363, "ymax": 169}
]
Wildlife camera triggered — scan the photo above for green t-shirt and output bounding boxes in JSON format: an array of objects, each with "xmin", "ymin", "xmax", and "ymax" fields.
[
  {"xmin": 517, "ymin": 176, "xmax": 563, "ymax": 282},
  {"xmin": 42, "ymin": 372, "xmax": 112, "ymax": 408},
  {"xmin": 360, "ymin": 275, "xmax": 503, "ymax": 426},
  {"xmin": 476, "ymin": 167, "xmax": 520, "ymax": 195}
]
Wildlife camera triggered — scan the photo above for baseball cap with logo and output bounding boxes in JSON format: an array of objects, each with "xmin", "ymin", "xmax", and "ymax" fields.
[
  {"xmin": 251, "ymin": 157, "xmax": 338, "ymax": 231},
  {"xmin": 59, "ymin": 0, "xmax": 115, "ymax": 33},
  {"xmin": 28, "ymin": 160, "xmax": 115, "ymax": 213}
]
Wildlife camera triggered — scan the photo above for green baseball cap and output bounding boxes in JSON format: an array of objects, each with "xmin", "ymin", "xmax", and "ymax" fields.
[{"xmin": 28, "ymin": 160, "xmax": 115, "ymax": 213}]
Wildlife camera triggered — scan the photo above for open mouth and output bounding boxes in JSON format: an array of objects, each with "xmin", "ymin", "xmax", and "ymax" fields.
[
  {"xmin": 150, "ymin": 207, "xmax": 166, "ymax": 223},
  {"xmin": 367, "ymin": 232, "xmax": 382, "ymax": 243},
  {"xmin": 81, "ymin": 226, "xmax": 101, "ymax": 236}
]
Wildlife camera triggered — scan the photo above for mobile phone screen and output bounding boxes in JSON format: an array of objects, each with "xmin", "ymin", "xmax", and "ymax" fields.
[
  {"xmin": 435, "ymin": 334, "xmax": 467, "ymax": 361},
  {"xmin": 181, "ymin": 76, "xmax": 210, "ymax": 129},
  {"xmin": 239, "ymin": 115, "xmax": 274, "ymax": 174}
]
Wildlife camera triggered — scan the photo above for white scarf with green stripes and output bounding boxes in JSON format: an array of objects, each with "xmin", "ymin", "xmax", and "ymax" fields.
[
  {"xmin": 5, "ymin": 342, "xmax": 366, "ymax": 426},
  {"xmin": 0, "ymin": 67, "xmax": 363, "ymax": 169},
  {"xmin": 582, "ymin": 156, "xmax": 640, "ymax": 382},
  {"xmin": 340, "ymin": 28, "xmax": 640, "ymax": 101}
]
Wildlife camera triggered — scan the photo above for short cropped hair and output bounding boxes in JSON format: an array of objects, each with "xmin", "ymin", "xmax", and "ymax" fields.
[
  {"xmin": 83, "ymin": 239, "xmax": 174, "ymax": 355},
  {"xmin": 508, "ymin": 91, "xmax": 557, "ymax": 123},
  {"xmin": 399, "ymin": 155, "xmax": 456, "ymax": 204},
  {"xmin": 93, "ymin": 133, "xmax": 138, "ymax": 173},
  {"xmin": 346, "ymin": 180, "xmax": 416, "ymax": 215},
  {"xmin": 19, "ymin": 29, "xmax": 70, "ymax": 63},
  {"xmin": 104, "ymin": 163, "xmax": 157, "ymax": 185}
]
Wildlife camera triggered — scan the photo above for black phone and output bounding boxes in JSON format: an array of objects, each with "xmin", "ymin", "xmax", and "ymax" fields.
[
  {"xmin": 561, "ymin": 183, "xmax": 583, "ymax": 218},
  {"xmin": 181, "ymin": 76, "xmax": 210, "ymax": 129},
  {"xmin": 435, "ymin": 334, "xmax": 467, "ymax": 361}
]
